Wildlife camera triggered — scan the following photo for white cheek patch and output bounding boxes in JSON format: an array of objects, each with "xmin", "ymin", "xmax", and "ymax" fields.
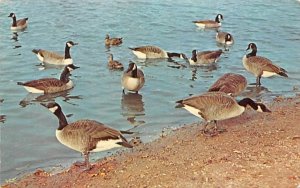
[
  {"xmin": 49, "ymin": 106, "xmax": 58, "ymax": 113},
  {"xmin": 256, "ymin": 105, "xmax": 263, "ymax": 112},
  {"xmin": 67, "ymin": 67, "xmax": 74, "ymax": 72},
  {"xmin": 67, "ymin": 43, "xmax": 72, "ymax": 47}
]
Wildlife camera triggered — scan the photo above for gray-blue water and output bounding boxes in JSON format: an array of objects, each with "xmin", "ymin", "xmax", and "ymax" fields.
[{"xmin": 1, "ymin": 0, "xmax": 300, "ymax": 183}]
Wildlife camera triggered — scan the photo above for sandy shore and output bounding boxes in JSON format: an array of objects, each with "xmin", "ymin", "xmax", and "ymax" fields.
[{"xmin": 2, "ymin": 95, "xmax": 300, "ymax": 188}]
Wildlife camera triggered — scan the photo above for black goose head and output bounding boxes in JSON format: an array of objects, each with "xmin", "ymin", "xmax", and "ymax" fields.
[
  {"xmin": 8, "ymin": 13, "xmax": 15, "ymax": 18},
  {"xmin": 238, "ymin": 98, "xmax": 271, "ymax": 113},
  {"xmin": 246, "ymin": 43, "xmax": 257, "ymax": 51},
  {"xmin": 42, "ymin": 102, "xmax": 61, "ymax": 114},
  {"xmin": 65, "ymin": 64, "xmax": 80, "ymax": 72},
  {"xmin": 191, "ymin": 50, "xmax": 197, "ymax": 62},
  {"xmin": 215, "ymin": 14, "xmax": 223, "ymax": 22},
  {"xmin": 66, "ymin": 41, "xmax": 78, "ymax": 48},
  {"xmin": 225, "ymin": 34, "xmax": 232, "ymax": 42},
  {"xmin": 246, "ymin": 43, "xmax": 257, "ymax": 57},
  {"xmin": 126, "ymin": 62, "xmax": 137, "ymax": 73}
]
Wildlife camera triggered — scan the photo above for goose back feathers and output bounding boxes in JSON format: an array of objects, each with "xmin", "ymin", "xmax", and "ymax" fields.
[{"xmin": 208, "ymin": 73, "xmax": 247, "ymax": 96}]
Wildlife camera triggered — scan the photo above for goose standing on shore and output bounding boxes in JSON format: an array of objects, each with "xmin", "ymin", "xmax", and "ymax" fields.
[
  {"xmin": 32, "ymin": 41, "xmax": 78, "ymax": 65},
  {"xmin": 122, "ymin": 62, "xmax": 145, "ymax": 94},
  {"xmin": 176, "ymin": 92, "xmax": 271, "ymax": 135},
  {"xmin": 208, "ymin": 73, "xmax": 247, "ymax": 96},
  {"xmin": 193, "ymin": 14, "xmax": 223, "ymax": 29},
  {"xmin": 188, "ymin": 49, "xmax": 223, "ymax": 66},
  {"xmin": 105, "ymin": 34, "xmax": 123, "ymax": 46},
  {"xmin": 17, "ymin": 64, "xmax": 79, "ymax": 94},
  {"xmin": 242, "ymin": 43, "xmax": 288, "ymax": 87},
  {"xmin": 42, "ymin": 102, "xmax": 133, "ymax": 170},
  {"xmin": 8, "ymin": 13, "xmax": 28, "ymax": 31},
  {"xmin": 129, "ymin": 45, "xmax": 187, "ymax": 60}
]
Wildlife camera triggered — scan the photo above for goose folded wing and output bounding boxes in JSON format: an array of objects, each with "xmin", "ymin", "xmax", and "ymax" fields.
[{"xmin": 23, "ymin": 78, "xmax": 64, "ymax": 89}]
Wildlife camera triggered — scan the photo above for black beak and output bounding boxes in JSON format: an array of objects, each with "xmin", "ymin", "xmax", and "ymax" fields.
[
  {"xmin": 41, "ymin": 103, "xmax": 48, "ymax": 108},
  {"xmin": 73, "ymin": 65, "xmax": 80, "ymax": 69}
]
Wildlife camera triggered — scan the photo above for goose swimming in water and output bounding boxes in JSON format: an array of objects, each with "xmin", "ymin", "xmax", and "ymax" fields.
[
  {"xmin": 17, "ymin": 64, "xmax": 79, "ymax": 94},
  {"xmin": 8, "ymin": 13, "xmax": 28, "ymax": 31},
  {"xmin": 32, "ymin": 41, "xmax": 78, "ymax": 65}
]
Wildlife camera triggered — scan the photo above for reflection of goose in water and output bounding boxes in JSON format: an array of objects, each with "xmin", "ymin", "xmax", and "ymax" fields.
[
  {"xmin": 242, "ymin": 85, "xmax": 270, "ymax": 99},
  {"xmin": 121, "ymin": 93, "xmax": 145, "ymax": 127},
  {"xmin": 19, "ymin": 90, "xmax": 82, "ymax": 107},
  {"xmin": 0, "ymin": 99, "xmax": 6, "ymax": 123},
  {"xmin": 189, "ymin": 65, "xmax": 218, "ymax": 81}
]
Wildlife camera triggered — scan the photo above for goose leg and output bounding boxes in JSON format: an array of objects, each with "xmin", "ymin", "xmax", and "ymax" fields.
[
  {"xmin": 256, "ymin": 76, "xmax": 262, "ymax": 87},
  {"xmin": 74, "ymin": 152, "xmax": 92, "ymax": 171}
]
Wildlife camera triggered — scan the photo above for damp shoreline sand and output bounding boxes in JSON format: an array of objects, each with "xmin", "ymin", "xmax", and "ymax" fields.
[{"xmin": 2, "ymin": 95, "xmax": 300, "ymax": 188}]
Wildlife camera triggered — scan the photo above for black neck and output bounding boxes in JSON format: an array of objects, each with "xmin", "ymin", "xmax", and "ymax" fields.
[
  {"xmin": 60, "ymin": 68, "xmax": 71, "ymax": 83},
  {"xmin": 191, "ymin": 52, "xmax": 197, "ymax": 62},
  {"xmin": 167, "ymin": 52, "xmax": 181, "ymax": 58},
  {"xmin": 64, "ymin": 44, "xmax": 71, "ymax": 59},
  {"xmin": 131, "ymin": 68, "xmax": 138, "ymax": 78},
  {"xmin": 12, "ymin": 17, "xmax": 17, "ymax": 27},
  {"xmin": 246, "ymin": 48, "xmax": 257, "ymax": 58},
  {"xmin": 54, "ymin": 109, "xmax": 68, "ymax": 130},
  {"xmin": 238, "ymin": 98, "xmax": 258, "ymax": 110},
  {"xmin": 215, "ymin": 16, "xmax": 220, "ymax": 23}
]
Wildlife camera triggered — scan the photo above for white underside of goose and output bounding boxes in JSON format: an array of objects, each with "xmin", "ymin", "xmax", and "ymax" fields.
[
  {"xmin": 23, "ymin": 86, "xmax": 44, "ymax": 93},
  {"xmin": 55, "ymin": 130, "xmax": 122, "ymax": 153},
  {"xmin": 183, "ymin": 105, "xmax": 203, "ymax": 119},
  {"xmin": 91, "ymin": 139, "xmax": 122, "ymax": 152},
  {"xmin": 11, "ymin": 23, "xmax": 27, "ymax": 31},
  {"xmin": 132, "ymin": 51, "xmax": 147, "ymax": 59},
  {"xmin": 124, "ymin": 77, "xmax": 141, "ymax": 91},
  {"xmin": 261, "ymin": 71, "xmax": 277, "ymax": 77},
  {"xmin": 195, "ymin": 23, "xmax": 206, "ymax": 28}
]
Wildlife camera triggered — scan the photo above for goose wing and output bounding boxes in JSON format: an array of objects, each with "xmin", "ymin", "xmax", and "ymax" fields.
[
  {"xmin": 130, "ymin": 46, "xmax": 163, "ymax": 54},
  {"xmin": 65, "ymin": 120, "xmax": 122, "ymax": 140},
  {"xmin": 16, "ymin": 18, "xmax": 28, "ymax": 26},
  {"xmin": 21, "ymin": 78, "xmax": 64, "ymax": 89},
  {"xmin": 198, "ymin": 50, "xmax": 222, "ymax": 59},
  {"xmin": 193, "ymin": 20, "xmax": 215, "ymax": 24},
  {"xmin": 39, "ymin": 49, "xmax": 64, "ymax": 60},
  {"xmin": 208, "ymin": 73, "xmax": 247, "ymax": 96},
  {"xmin": 249, "ymin": 56, "xmax": 285, "ymax": 73}
]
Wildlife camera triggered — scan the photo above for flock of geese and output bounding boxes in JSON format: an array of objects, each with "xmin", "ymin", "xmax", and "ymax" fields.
[{"xmin": 9, "ymin": 12, "xmax": 288, "ymax": 170}]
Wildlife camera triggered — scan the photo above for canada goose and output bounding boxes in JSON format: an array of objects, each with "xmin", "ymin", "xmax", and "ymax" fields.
[
  {"xmin": 216, "ymin": 31, "xmax": 234, "ymax": 46},
  {"xmin": 193, "ymin": 14, "xmax": 223, "ymax": 28},
  {"xmin": 8, "ymin": 13, "xmax": 28, "ymax": 31},
  {"xmin": 105, "ymin": 34, "xmax": 123, "ymax": 46},
  {"xmin": 107, "ymin": 54, "xmax": 124, "ymax": 70},
  {"xmin": 188, "ymin": 49, "xmax": 223, "ymax": 65},
  {"xmin": 42, "ymin": 102, "xmax": 133, "ymax": 170},
  {"xmin": 208, "ymin": 73, "xmax": 247, "ymax": 96},
  {"xmin": 122, "ymin": 62, "xmax": 145, "ymax": 94},
  {"xmin": 129, "ymin": 45, "xmax": 187, "ymax": 60},
  {"xmin": 176, "ymin": 92, "xmax": 271, "ymax": 135},
  {"xmin": 17, "ymin": 64, "xmax": 79, "ymax": 94},
  {"xmin": 32, "ymin": 41, "xmax": 78, "ymax": 65},
  {"xmin": 242, "ymin": 43, "xmax": 288, "ymax": 87}
]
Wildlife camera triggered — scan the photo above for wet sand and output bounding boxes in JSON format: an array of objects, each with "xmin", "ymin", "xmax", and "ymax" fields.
[{"xmin": 2, "ymin": 95, "xmax": 300, "ymax": 188}]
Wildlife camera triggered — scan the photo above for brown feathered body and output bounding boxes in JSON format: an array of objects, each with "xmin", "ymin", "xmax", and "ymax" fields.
[
  {"xmin": 208, "ymin": 73, "xmax": 247, "ymax": 96},
  {"xmin": 105, "ymin": 34, "xmax": 123, "ymax": 46},
  {"xmin": 189, "ymin": 49, "xmax": 222, "ymax": 65}
]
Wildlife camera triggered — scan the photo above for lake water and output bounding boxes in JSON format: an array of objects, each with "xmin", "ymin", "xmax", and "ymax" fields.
[{"xmin": 1, "ymin": 0, "xmax": 300, "ymax": 183}]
